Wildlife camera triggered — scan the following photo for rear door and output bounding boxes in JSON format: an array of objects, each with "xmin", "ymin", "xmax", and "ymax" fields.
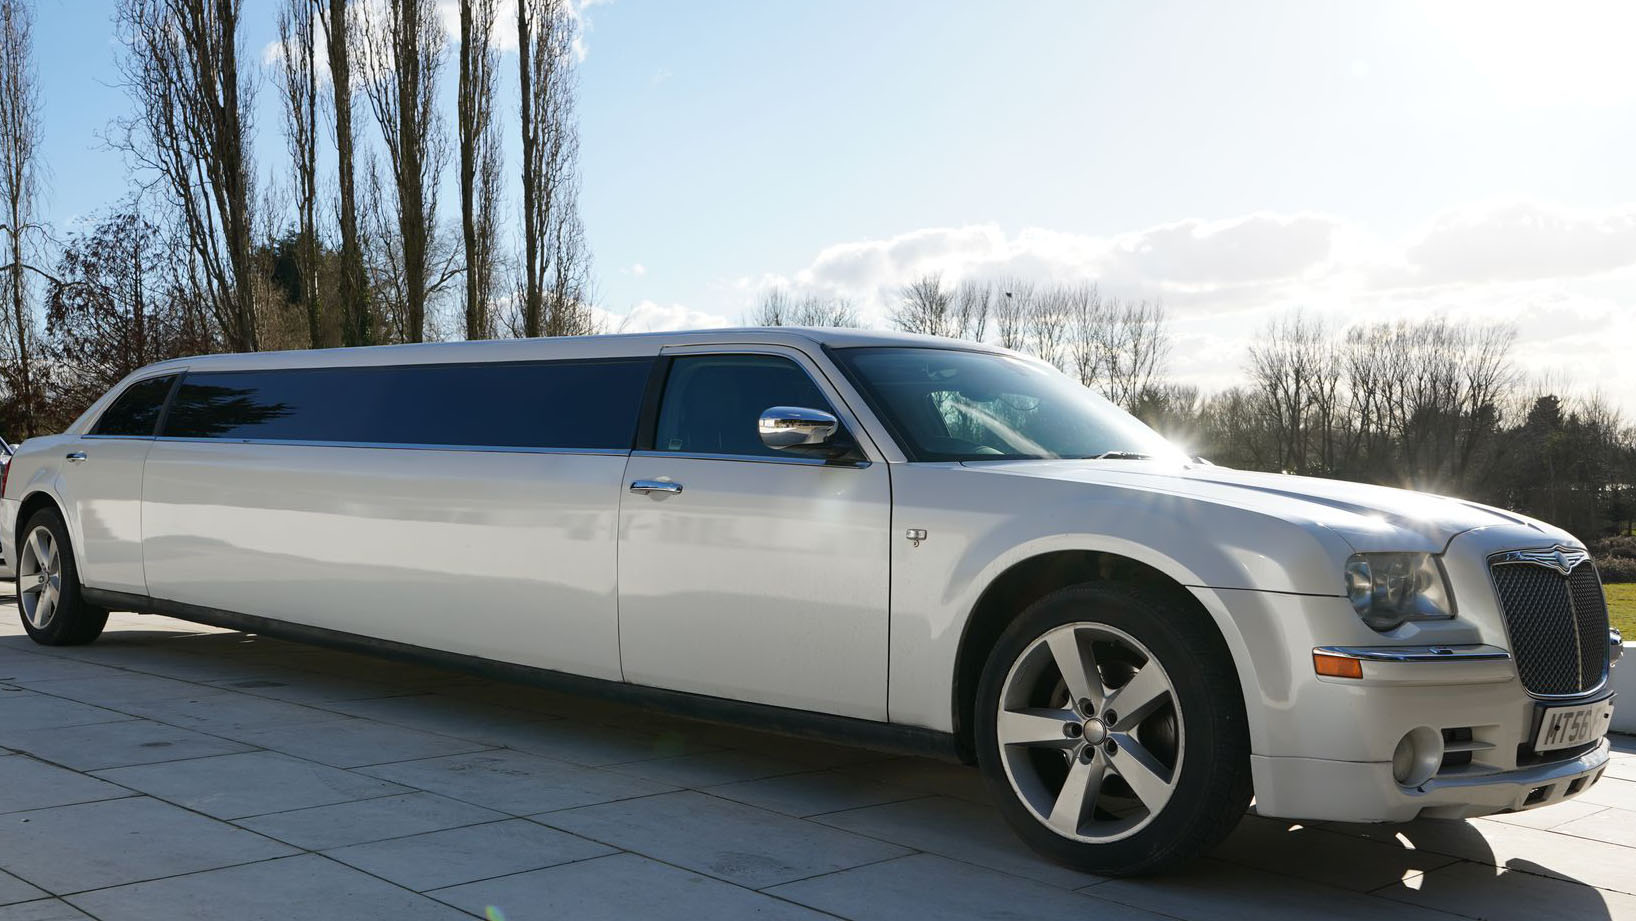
[
  {"xmin": 140, "ymin": 358, "xmax": 651, "ymax": 680},
  {"xmin": 60, "ymin": 373, "xmax": 178, "ymax": 593},
  {"xmin": 617, "ymin": 346, "xmax": 892, "ymax": 719}
]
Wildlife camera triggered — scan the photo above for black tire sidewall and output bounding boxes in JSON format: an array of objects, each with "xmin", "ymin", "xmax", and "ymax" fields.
[
  {"xmin": 974, "ymin": 582, "xmax": 1251, "ymax": 876},
  {"xmin": 17, "ymin": 508, "xmax": 104, "ymax": 646}
]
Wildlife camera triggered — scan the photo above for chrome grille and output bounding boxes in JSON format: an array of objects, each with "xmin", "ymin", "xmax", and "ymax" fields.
[{"xmin": 1489, "ymin": 554, "xmax": 1610, "ymax": 697}]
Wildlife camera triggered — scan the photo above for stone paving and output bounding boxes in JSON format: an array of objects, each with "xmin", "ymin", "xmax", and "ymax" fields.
[{"xmin": 0, "ymin": 606, "xmax": 1628, "ymax": 920}]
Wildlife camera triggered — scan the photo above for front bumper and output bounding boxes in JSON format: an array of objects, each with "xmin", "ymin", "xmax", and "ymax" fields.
[
  {"xmin": 1252, "ymin": 739, "xmax": 1610, "ymax": 823},
  {"xmin": 1209, "ymin": 557, "xmax": 1619, "ymax": 824}
]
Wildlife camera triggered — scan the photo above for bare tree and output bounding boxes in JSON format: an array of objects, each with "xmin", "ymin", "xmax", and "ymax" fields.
[
  {"xmin": 1248, "ymin": 310, "xmax": 1340, "ymax": 474},
  {"xmin": 277, "ymin": 0, "xmax": 321, "ymax": 347},
  {"xmin": 47, "ymin": 204, "xmax": 212, "ymax": 417},
  {"xmin": 0, "ymin": 0, "xmax": 40, "ymax": 434},
  {"xmin": 315, "ymin": 0, "xmax": 371, "ymax": 346},
  {"xmin": 747, "ymin": 288, "xmax": 860, "ymax": 327},
  {"xmin": 457, "ymin": 0, "xmax": 500, "ymax": 339},
  {"xmin": 518, "ymin": 0, "xmax": 592, "ymax": 337},
  {"xmin": 891, "ymin": 273, "xmax": 950, "ymax": 336},
  {"xmin": 115, "ymin": 0, "xmax": 258, "ymax": 352},
  {"xmin": 994, "ymin": 279, "xmax": 1033, "ymax": 350},
  {"xmin": 357, "ymin": 0, "xmax": 448, "ymax": 343},
  {"xmin": 948, "ymin": 280, "xmax": 990, "ymax": 341}
]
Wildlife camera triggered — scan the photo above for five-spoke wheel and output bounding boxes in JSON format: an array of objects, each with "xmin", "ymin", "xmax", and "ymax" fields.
[
  {"xmin": 975, "ymin": 582, "xmax": 1250, "ymax": 876},
  {"xmin": 18, "ymin": 524, "xmax": 64, "ymax": 630},
  {"xmin": 995, "ymin": 622, "xmax": 1183, "ymax": 842},
  {"xmin": 13, "ymin": 507, "xmax": 107, "ymax": 646}
]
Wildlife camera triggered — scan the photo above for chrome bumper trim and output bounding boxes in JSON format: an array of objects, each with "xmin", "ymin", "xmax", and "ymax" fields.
[{"xmin": 1314, "ymin": 644, "xmax": 1512, "ymax": 663}]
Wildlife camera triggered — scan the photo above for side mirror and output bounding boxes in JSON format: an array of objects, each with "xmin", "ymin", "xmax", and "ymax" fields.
[{"xmin": 758, "ymin": 406, "xmax": 840, "ymax": 451}]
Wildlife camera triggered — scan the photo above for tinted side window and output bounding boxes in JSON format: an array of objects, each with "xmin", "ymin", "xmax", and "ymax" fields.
[
  {"xmin": 92, "ymin": 375, "xmax": 177, "ymax": 437},
  {"xmin": 653, "ymin": 355, "xmax": 837, "ymax": 457},
  {"xmin": 162, "ymin": 359, "xmax": 652, "ymax": 450}
]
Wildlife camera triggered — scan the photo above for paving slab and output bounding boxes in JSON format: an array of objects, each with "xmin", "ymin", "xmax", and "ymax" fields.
[
  {"xmin": 605, "ymin": 749, "xmax": 813, "ymax": 787},
  {"xmin": 814, "ymin": 794, "xmax": 1101, "ymax": 889},
  {"xmin": 1574, "ymin": 776, "xmax": 1636, "ymax": 811},
  {"xmin": 452, "ymin": 717, "xmax": 717, "ymax": 766},
  {"xmin": 360, "ymin": 749, "xmax": 676, "ymax": 815},
  {"xmin": 234, "ymin": 792, "xmax": 507, "ymax": 851},
  {"xmin": 0, "ymin": 691, "xmax": 130, "ymax": 735},
  {"xmin": 0, "ymin": 872, "xmax": 44, "ymax": 907},
  {"xmin": 207, "ymin": 669, "xmax": 429, "ymax": 704},
  {"xmin": 1548, "ymin": 806, "xmax": 1636, "ymax": 849},
  {"xmin": 836, "ymin": 756, "xmax": 994, "ymax": 805},
  {"xmin": 536, "ymin": 790, "xmax": 910, "ymax": 889},
  {"xmin": 0, "ymin": 658, "xmax": 128, "ymax": 684},
  {"xmin": 767, "ymin": 853, "xmax": 1161, "ymax": 921},
  {"xmin": 707, "ymin": 769, "xmax": 923, "ymax": 818},
  {"xmin": 1320, "ymin": 817, "xmax": 1636, "ymax": 897},
  {"xmin": 118, "ymin": 689, "xmax": 343, "ymax": 735},
  {"xmin": 430, "ymin": 852, "xmax": 834, "ymax": 921},
  {"xmin": 0, "ymin": 901, "xmax": 94, "ymax": 921},
  {"xmin": 66, "ymin": 854, "xmax": 466, "ymax": 921},
  {"xmin": 0, "ymin": 796, "xmax": 295, "ymax": 894},
  {"xmin": 224, "ymin": 717, "xmax": 492, "ymax": 768},
  {"xmin": 1088, "ymin": 857, "xmax": 1467, "ymax": 921},
  {"xmin": 1210, "ymin": 815, "xmax": 1460, "ymax": 893},
  {"xmin": 324, "ymin": 819, "xmax": 614, "ymax": 891},
  {"xmin": 93, "ymin": 751, "xmax": 410, "ymax": 820},
  {"xmin": 0, "ymin": 719, "xmax": 253, "ymax": 771},
  {"xmin": 14, "ymin": 674, "xmax": 212, "ymax": 707},
  {"xmin": 1374, "ymin": 858, "xmax": 1635, "ymax": 921},
  {"xmin": 1479, "ymin": 798, "xmax": 1608, "ymax": 830},
  {"xmin": 313, "ymin": 693, "xmax": 561, "ymax": 742},
  {"xmin": 0, "ymin": 755, "xmax": 130, "ymax": 815}
]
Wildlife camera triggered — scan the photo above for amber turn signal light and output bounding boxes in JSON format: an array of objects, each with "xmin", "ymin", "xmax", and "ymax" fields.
[{"xmin": 1313, "ymin": 652, "xmax": 1363, "ymax": 679}]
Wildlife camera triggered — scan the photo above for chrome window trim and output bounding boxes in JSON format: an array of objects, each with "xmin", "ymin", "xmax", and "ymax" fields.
[
  {"xmin": 1313, "ymin": 644, "xmax": 1512, "ymax": 663},
  {"xmin": 630, "ymin": 448, "xmax": 870, "ymax": 469},
  {"xmin": 1485, "ymin": 547, "xmax": 1609, "ymax": 700},
  {"xmin": 148, "ymin": 436, "xmax": 631, "ymax": 457}
]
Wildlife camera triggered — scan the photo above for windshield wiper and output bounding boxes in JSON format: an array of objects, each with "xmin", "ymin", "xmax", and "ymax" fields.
[{"xmin": 1090, "ymin": 451, "xmax": 1152, "ymax": 460}]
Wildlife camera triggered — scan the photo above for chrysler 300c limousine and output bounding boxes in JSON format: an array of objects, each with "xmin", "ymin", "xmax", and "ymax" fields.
[{"xmin": 0, "ymin": 328, "xmax": 1620, "ymax": 874}]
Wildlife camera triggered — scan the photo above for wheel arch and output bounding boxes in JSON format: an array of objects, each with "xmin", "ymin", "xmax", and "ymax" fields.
[{"xmin": 948, "ymin": 545, "xmax": 1261, "ymax": 763}]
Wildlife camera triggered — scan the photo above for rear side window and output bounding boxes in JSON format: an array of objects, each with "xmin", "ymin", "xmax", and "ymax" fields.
[
  {"xmin": 653, "ymin": 355, "xmax": 838, "ymax": 457},
  {"xmin": 161, "ymin": 359, "xmax": 653, "ymax": 450},
  {"xmin": 92, "ymin": 375, "xmax": 177, "ymax": 437}
]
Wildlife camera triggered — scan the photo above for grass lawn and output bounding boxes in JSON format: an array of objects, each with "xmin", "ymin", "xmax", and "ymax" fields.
[{"xmin": 1608, "ymin": 582, "xmax": 1636, "ymax": 637}]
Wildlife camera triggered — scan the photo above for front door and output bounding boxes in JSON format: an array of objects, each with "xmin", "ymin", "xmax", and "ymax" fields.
[
  {"xmin": 60, "ymin": 373, "xmax": 179, "ymax": 594},
  {"xmin": 617, "ymin": 348, "xmax": 891, "ymax": 719}
]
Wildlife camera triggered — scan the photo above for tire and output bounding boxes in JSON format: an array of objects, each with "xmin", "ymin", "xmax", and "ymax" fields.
[
  {"xmin": 15, "ymin": 507, "xmax": 108, "ymax": 647},
  {"xmin": 974, "ymin": 582, "xmax": 1250, "ymax": 876}
]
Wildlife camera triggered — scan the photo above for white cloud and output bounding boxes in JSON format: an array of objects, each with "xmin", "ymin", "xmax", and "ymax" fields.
[
  {"xmin": 599, "ymin": 300, "xmax": 731, "ymax": 333},
  {"xmin": 750, "ymin": 201, "xmax": 1636, "ymax": 412},
  {"xmin": 1392, "ymin": 202, "xmax": 1636, "ymax": 286}
]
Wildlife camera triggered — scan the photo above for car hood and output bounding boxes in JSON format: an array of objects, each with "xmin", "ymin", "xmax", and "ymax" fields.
[{"xmin": 960, "ymin": 459, "xmax": 1569, "ymax": 553}]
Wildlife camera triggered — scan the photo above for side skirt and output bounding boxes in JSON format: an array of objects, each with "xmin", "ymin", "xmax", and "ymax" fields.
[{"xmin": 82, "ymin": 587, "xmax": 962, "ymax": 763}]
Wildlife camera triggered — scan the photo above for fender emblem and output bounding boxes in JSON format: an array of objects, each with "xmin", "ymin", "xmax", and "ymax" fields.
[{"xmin": 905, "ymin": 529, "xmax": 928, "ymax": 548}]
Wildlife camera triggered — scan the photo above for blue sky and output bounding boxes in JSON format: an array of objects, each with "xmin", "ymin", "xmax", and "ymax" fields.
[{"xmin": 28, "ymin": 0, "xmax": 1636, "ymax": 409}]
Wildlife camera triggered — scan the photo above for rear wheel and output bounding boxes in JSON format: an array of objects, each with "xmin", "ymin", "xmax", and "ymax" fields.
[
  {"xmin": 16, "ymin": 508, "xmax": 107, "ymax": 646},
  {"xmin": 975, "ymin": 583, "xmax": 1250, "ymax": 876}
]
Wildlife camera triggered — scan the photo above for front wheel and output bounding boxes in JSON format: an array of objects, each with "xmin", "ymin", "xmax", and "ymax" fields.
[
  {"xmin": 974, "ymin": 583, "xmax": 1250, "ymax": 876},
  {"xmin": 16, "ymin": 508, "xmax": 107, "ymax": 646}
]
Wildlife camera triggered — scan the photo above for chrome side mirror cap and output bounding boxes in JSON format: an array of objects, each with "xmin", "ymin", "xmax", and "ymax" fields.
[{"xmin": 758, "ymin": 406, "xmax": 839, "ymax": 450}]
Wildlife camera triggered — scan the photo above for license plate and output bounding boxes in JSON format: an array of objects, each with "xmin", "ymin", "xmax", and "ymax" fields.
[{"xmin": 1534, "ymin": 698, "xmax": 1615, "ymax": 752}]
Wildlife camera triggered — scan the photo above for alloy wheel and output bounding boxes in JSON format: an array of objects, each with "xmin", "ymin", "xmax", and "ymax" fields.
[
  {"xmin": 18, "ymin": 525, "xmax": 63, "ymax": 630},
  {"xmin": 995, "ymin": 621, "xmax": 1184, "ymax": 843}
]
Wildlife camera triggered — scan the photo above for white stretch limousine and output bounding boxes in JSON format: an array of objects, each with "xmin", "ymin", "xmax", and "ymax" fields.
[{"xmin": 0, "ymin": 329, "xmax": 1620, "ymax": 874}]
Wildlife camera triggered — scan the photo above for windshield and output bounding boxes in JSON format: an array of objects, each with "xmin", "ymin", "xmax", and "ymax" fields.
[{"xmin": 833, "ymin": 347, "xmax": 1186, "ymax": 463}]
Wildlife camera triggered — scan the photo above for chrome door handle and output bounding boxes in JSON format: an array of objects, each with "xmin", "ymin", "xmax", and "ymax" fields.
[
  {"xmin": 629, "ymin": 479, "xmax": 682, "ymax": 495},
  {"xmin": 64, "ymin": 452, "xmax": 87, "ymax": 463}
]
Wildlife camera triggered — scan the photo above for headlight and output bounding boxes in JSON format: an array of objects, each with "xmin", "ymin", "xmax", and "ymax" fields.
[{"xmin": 1343, "ymin": 552, "xmax": 1454, "ymax": 632}]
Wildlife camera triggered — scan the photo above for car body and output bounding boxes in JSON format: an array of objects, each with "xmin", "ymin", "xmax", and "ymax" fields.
[{"xmin": 0, "ymin": 328, "xmax": 1619, "ymax": 873}]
